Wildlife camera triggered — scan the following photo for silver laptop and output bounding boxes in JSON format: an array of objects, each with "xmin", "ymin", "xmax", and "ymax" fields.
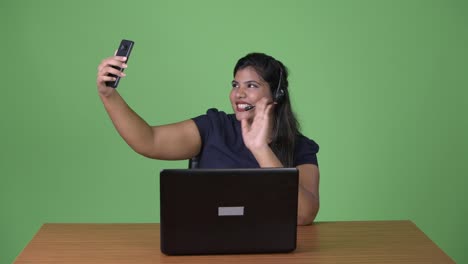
[{"xmin": 159, "ymin": 168, "xmax": 299, "ymax": 255}]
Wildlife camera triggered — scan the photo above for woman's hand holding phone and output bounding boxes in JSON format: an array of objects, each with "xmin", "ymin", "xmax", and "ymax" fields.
[
  {"xmin": 97, "ymin": 56, "xmax": 127, "ymax": 97},
  {"xmin": 96, "ymin": 40, "xmax": 134, "ymax": 97}
]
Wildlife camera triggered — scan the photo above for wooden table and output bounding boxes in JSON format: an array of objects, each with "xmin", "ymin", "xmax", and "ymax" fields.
[{"xmin": 14, "ymin": 220, "xmax": 454, "ymax": 263}]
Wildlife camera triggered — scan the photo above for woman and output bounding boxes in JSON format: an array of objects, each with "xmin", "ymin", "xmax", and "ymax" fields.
[{"xmin": 96, "ymin": 52, "xmax": 320, "ymax": 225}]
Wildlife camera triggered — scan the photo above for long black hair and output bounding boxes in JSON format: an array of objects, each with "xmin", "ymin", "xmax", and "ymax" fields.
[{"xmin": 234, "ymin": 52, "xmax": 300, "ymax": 167}]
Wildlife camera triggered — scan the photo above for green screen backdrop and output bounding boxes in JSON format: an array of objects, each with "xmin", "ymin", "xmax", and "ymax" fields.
[{"xmin": 1, "ymin": 0, "xmax": 467, "ymax": 263}]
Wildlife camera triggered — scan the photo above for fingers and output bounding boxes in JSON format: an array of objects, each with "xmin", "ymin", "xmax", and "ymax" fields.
[
  {"xmin": 98, "ymin": 65, "xmax": 126, "ymax": 77},
  {"xmin": 240, "ymin": 118, "xmax": 251, "ymax": 136},
  {"xmin": 265, "ymin": 103, "xmax": 274, "ymax": 116},
  {"xmin": 97, "ymin": 56, "xmax": 127, "ymax": 72},
  {"xmin": 97, "ymin": 75, "xmax": 118, "ymax": 84},
  {"xmin": 256, "ymin": 97, "xmax": 269, "ymax": 110},
  {"xmin": 96, "ymin": 55, "xmax": 129, "ymax": 90},
  {"xmin": 241, "ymin": 118, "xmax": 249, "ymax": 129},
  {"xmin": 96, "ymin": 53, "xmax": 129, "ymax": 94},
  {"xmin": 256, "ymin": 97, "xmax": 275, "ymax": 111},
  {"xmin": 253, "ymin": 97, "xmax": 275, "ymax": 119},
  {"xmin": 97, "ymin": 55, "xmax": 128, "ymax": 80}
]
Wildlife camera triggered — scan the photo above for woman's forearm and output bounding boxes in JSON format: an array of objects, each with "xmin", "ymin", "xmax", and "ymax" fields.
[
  {"xmin": 250, "ymin": 146, "xmax": 283, "ymax": 168},
  {"xmin": 297, "ymin": 184, "xmax": 319, "ymax": 225},
  {"xmin": 251, "ymin": 147, "xmax": 319, "ymax": 225}
]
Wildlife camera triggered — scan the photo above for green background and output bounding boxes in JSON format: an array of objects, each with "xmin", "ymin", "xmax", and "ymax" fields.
[{"xmin": 1, "ymin": 0, "xmax": 467, "ymax": 263}]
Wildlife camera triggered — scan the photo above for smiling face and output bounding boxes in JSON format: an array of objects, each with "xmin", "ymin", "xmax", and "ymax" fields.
[{"xmin": 230, "ymin": 66, "xmax": 273, "ymax": 121}]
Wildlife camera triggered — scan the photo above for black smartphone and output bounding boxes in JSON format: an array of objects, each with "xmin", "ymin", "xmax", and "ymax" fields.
[{"xmin": 106, "ymin": 39, "xmax": 134, "ymax": 88}]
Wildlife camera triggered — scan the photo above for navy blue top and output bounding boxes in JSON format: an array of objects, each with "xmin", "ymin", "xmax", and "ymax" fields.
[{"xmin": 192, "ymin": 108, "xmax": 319, "ymax": 168}]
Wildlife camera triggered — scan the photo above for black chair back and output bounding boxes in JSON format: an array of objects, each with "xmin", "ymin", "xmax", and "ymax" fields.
[{"xmin": 188, "ymin": 156, "xmax": 199, "ymax": 169}]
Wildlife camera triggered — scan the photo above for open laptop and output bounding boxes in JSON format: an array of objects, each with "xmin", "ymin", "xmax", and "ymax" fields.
[{"xmin": 159, "ymin": 168, "xmax": 299, "ymax": 255}]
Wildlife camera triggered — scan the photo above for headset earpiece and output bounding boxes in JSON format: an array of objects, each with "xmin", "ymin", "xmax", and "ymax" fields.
[
  {"xmin": 273, "ymin": 66, "xmax": 285, "ymax": 103},
  {"xmin": 274, "ymin": 88, "xmax": 285, "ymax": 103}
]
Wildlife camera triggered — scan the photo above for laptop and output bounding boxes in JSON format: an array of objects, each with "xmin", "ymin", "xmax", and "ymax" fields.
[{"xmin": 159, "ymin": 168, "xmax": 299, "ymax": 255}]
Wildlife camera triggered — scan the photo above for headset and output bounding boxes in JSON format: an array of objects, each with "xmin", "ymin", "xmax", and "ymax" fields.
[
  {"xmin": 244, "ymin": 62, "xmax": 285, "ymax": 111},
  {"xmin": 273, "ymin": 66, "xmax": 285, "ymax": 103}
]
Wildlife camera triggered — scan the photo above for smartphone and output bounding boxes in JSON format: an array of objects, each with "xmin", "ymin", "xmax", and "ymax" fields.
[{"xmin": 106, "ymin": 39, "xmax": 135, "ymax": 88}]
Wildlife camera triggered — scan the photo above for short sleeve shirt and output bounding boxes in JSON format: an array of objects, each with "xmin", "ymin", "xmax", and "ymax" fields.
[{"xmin": 192, "ymin": 108, "xmax": 319, "ymax": 168}]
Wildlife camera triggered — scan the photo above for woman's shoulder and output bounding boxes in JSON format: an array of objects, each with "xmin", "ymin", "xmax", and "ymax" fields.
[
  {"xmin": 197, "ymin": 108, "xmax": 236, "ymax": 122},
  {"xmin": 192, "ymin": 108, "xmax": 237, "ymax": 131},
  {"xmin": 294, "ymin": 133, "xmax": 319, "ymax": 166},
  {"xmin": 296, "ymin": 133, "xmax": 319, "ymax": 153},
  {"xmin": 204, "ymin": 108, "xmax": 228, "ymax": 117}
]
